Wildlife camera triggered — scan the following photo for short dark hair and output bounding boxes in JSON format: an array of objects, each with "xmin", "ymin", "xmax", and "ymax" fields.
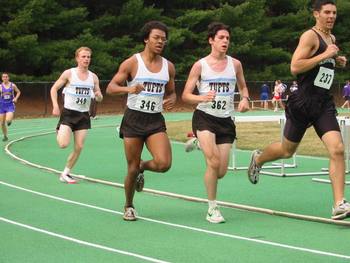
[
  {"xmin": 141, "ymin": 21, "xmax": 168, "ymax": 42},
  {"xmin": 313, "ymin": 0, "xmax": 336, "ymax": 11},
  {"xmin": 207, "ymin": 22, "xmax": 230, "ymax": 40}
]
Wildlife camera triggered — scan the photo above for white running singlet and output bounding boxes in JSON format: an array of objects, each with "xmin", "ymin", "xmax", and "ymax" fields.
[
  {"xmin": 196, "ymin": 56, "xmax": 236, "ymax": 118},
  {"xmin": 127, "ymin": 53, "xmax": 169, "ymax": 113},
  {"xmin": 63, "ymin": 68, "xmax": 95, "ymax": 112}
]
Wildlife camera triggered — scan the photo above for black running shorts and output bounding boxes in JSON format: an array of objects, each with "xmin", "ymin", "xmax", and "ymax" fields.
[
  {"xmin": 56, "ymin": 108, "xmax": 91, "ymax": 131},
  {"xmin": 284, "ymin": 95, "xmax": 340, "ymax": 142},
  {"xmin": 192, "ymin": 109, "xmax": 236, "ymax": 144},
  {"xmin": 119, "ymin": 108, "xmax": 166, "ymax": 139}
]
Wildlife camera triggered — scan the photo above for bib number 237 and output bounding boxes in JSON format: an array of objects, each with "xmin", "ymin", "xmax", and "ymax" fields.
[{"xmin": 314, "ymin": 67, "xmax": 334, "ymax": 90}]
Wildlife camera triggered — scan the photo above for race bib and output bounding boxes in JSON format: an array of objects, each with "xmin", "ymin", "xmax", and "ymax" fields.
[
  {"xmin": 135, "ymin": 95, "xmax": 161, "ymax": 112},
  {"xmin": 3, "ymin": 95, "xmax": 11, "ymax": 100},
  {"xmin": 206, "ymin": 94, "xmax": 233, "ymax": 116},
  {"xmin": 74, "ymin": 87, "xmax": 91, "ymax": 105},
  {"xmin": 314, "ymin": 67, "xmax": 334, "ymax": 90},
  {"xmin": 75, "ymin": 97, "xmax": 87, "ymax": 105}
]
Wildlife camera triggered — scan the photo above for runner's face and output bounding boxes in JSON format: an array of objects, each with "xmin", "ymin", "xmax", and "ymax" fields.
[
  {"xmin": 76, "ymin": 50, "xmax": 91, "ymax": 68},
  {"xmin": 315, "ymin": 4, "xmax": 337, "ymax": 30},
  {"xmin": 1, "ymin": 74, "xmax": 9, "ymax": 83},
  {"xmin": 210, "ymin": 29, "xmax": 230, "ymax": 53},
  {"xmin": 145, "ymin": 29, "xmax": 167, "ymax": 54}
]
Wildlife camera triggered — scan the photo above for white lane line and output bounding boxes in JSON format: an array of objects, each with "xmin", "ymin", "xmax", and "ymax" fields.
[
  {"xmin": 8, "ymin": 123, "xmax": 116, "ymax": 137},
  {"xmin": 9, "ymin": 128, "xmax": 54, "ymax": 137},
  {"xmin": 0, "ymin": 216, "xmax": 170, "ymax": 263},
  {"xmin": 5, "ymin": 129, "xmax": 350, "ymax": 227},
  {"xmin": 1, "ymin": 180, "xmax": 349, "ymax": 260}
]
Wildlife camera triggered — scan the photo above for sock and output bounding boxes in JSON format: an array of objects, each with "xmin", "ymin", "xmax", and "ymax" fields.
[
  {"xmin": 62, "ymin": 167, "xmax": 70, "ymax": 176},
  {"xmin": 208, "ymin": 200, "xmax": 217, "ymax": 210}
]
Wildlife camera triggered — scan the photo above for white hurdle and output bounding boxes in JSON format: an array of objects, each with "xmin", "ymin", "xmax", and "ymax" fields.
[
  {"xmin": 229, "ymin": 115, "xmax": 350, "ymax": 177},
  {"xmin": 228, "ymin": 115, "xmax": 298, "ymax": 174}
]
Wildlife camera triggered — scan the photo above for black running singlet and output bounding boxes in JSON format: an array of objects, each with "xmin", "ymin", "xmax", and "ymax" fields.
[{"xmin": 296, "ymin": 29, "xmax": 336, "ymax": 98}]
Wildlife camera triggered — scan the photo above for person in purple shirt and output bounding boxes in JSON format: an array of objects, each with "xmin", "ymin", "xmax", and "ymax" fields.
[
  {"xmin": 341, "ymin": 80, "xmax": 350, "ymax": 109},
  {"xmin": 0, "ymin": 72, "xmax": 21, "ymax": 142}
]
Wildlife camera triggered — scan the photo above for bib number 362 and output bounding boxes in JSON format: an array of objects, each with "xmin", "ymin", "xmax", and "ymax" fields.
[{"xmin": 211, "ymin": 100, "xmax": 227, "ymax": 110}]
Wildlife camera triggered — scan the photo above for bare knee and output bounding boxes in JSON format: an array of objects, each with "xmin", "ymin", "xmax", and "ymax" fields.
[
  {"xmin": 155, "ymin": 159, "xmax": 171, "ymax": 173},
  {"xmin": 329, "ymin": 143, "xmax": 344, "ymax": 159},
  {"xmin": 281, "ymin": 150, "xmax": 294, "ymax": 159},
  {"xmin": 207, "ymin": 155, "xmax": 220, "ymax": 172},
  {"xmin": 280, "ymin": 144, "xmax": 295, "ymax": 159},
  {"xmin": 57, "ymin": 141, "xmax": 69, "ymax": 149},
  {"xmin": 218, "ymin": 169, "xmax": 227, "ymax": 179},
  {"xmin": 74, "ymin": 143, "xmax": 84, "ymax": 153},
  {"xmin": 218, "ymin": 170, "xmax": 227, "ymax": 179},
  {"xmin": 57, "ymin": 135, "xmax": 70, "ymax": 148},
  {"xmin": 127, "ymin": 162, "xmax": 140, "ymax": 178}
]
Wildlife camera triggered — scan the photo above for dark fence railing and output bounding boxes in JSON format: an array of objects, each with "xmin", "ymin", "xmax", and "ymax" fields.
[{"xmin": 13, "ymin": 80, "xmax": 346, "ymax": 117}]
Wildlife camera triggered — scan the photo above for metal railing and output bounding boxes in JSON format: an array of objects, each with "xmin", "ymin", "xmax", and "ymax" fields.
[{"xmin": 12, "ymin": 80, "xmax": 346, "ymax": 117}]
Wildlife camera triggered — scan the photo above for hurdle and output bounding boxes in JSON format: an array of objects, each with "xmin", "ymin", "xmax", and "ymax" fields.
[
  {"xmin": 228, "ymin": 115, "xmax": 298, "ymax": 173},
  {"xmin": 229, "ymin": 115, "xmax": 350, "ymax": 177},
  {"xmin": 259, "ymin": 115, "xmax": 329, "ymax": 177},
  {"xmin": 249, "ymin": 99, "xmax": 287, "ymax": 111}
]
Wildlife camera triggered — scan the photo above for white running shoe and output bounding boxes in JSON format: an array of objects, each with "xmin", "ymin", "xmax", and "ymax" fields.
[
  {"xmin": 206, "ymin": 207, "xmax": 225, "ymax": 223},
  {"xmin": 332, "ymin": 200, "xmax": 350, "ymax": 220},
  {"xmin": 59, "ymin": 174, "xmax": 77, "ymax": 184},
  {"xmin": 185, "ymin": 137, "xmax": 200, "ymax": 152},
  {"xmin": 123, "ymin": 207, "xmax": 137, "ymax": 221}
]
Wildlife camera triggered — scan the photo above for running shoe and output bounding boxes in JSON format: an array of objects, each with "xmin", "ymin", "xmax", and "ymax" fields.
[
  {"xmin": 185, "ymin": 137, "xmax": 200, "ymax": 152},
  {"xmin": 2, "ymin": 136, "xmax": 8, "ymax": 142},
  {"xmin": 123, "ymin": 207, "xmax": 137, "ymax": 221},
  {"xmin": 332, "ymin": 200, "xmax": 350, "ymax": 220},
  {"xmin": 59, "ymin": 173, "xmax": 77, "ymax": 184},
  {"xmin": 135, "ymin": 172, "xmax": 144, "ymax": 192},
  {"xmin": 206, "ymin": 206, "xmax": 225, "ymax": 223},
  {"xmin": 248, "ymin": 150, "xmax": 262, "ymax": 184}
]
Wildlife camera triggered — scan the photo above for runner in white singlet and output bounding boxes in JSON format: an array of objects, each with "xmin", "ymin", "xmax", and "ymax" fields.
[
  {"xmin": 182, "ymin": 22, "xmax": 250, "ymax": 223},
  {"xmin": 50, "ymin": 47, "xmax": 103, "ymax": 184},
  {"xmin": 106, "ymin": 21, "xmax": 176, "ymax": 221}
]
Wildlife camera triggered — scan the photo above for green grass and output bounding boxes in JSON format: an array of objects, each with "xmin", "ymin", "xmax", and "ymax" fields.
[{"xmin": 167, "ymin": 120, "xmax": 330, "ymax": 157}]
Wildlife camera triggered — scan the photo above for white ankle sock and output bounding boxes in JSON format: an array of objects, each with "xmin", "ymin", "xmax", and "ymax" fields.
[
  {"xmin": 208, "ymin": 200, "xmax": 217, "ymax": 210},
  {"xmin": 62, "ymin": 167, "xmax": 70, "ymax": 176}
]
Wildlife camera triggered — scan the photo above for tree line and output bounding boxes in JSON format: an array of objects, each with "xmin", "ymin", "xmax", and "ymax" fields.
[{"xmin": 0, "ymin": 0, "xmax": 349, "ymax": 82}]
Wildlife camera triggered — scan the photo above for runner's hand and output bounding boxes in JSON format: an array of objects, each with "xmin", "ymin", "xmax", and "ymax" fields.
[
  {"xmin": 130, "ymin": 83, "xmax": 144, "ymax": 94},
  {"xmin": 336, "ymin": 56, "xmax": 347, "ymax": 68},
  {"xmin": 52, "ymin": 105, "xmax": 60, "ymax": 116}
]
